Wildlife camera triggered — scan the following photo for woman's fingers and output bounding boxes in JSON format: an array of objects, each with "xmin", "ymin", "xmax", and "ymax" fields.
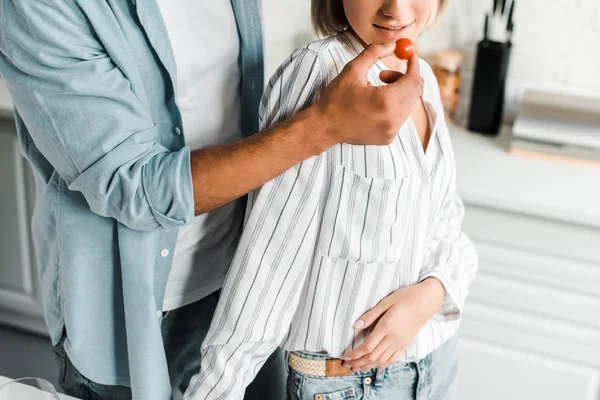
[
  {"xmin": 374, "ymin": 345, "xmax": 399, "ymax": 369},
  {"xmin": 344, "ymin": 337, "xmax": 394, "ymax": 370},
  {"xmin": 353, "ymin": 296, "xmax": 394, "ymax": 330},
  {"xmin": 343, "ymin": 328, "xmax": 386, "ymax": 361},
  {"xmin": 381, "ymin": 348, "xmax": 406, "ymax": 369}
]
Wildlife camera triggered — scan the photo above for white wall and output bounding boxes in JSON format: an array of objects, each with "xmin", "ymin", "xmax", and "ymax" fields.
[{"xmin": 262, "ymin": 0, "xmax": 600, "ymax": 124}]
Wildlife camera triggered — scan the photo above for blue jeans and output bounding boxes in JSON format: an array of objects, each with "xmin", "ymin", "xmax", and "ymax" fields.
[
  {"xmin": 52, "ymin": 290, "xmax": 286, "ymax": 399},
  {"xmin": 286, "ymin": 335, "xmax": 459, "ymax": 400}
]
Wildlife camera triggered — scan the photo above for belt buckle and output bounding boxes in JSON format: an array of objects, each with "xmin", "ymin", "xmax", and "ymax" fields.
[{"xmin": 325, "ymin": 359, "xmax": 354, "ymax": 377}]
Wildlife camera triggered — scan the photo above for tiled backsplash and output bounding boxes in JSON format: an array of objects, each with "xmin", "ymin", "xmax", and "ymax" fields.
[{"xmin": 263, "ymin": 0, "xmax": 600, "ymax": 125}]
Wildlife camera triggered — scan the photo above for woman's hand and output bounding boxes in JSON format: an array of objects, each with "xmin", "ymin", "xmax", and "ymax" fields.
[{"xmin": 341, "ymin": 278, "xmax": 445, "ymax": 371}]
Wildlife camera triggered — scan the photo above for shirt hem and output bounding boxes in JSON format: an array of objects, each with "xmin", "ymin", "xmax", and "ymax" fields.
[{"xmin": 162, "ymin": 279, "xmax": 225, "ymax": 312}]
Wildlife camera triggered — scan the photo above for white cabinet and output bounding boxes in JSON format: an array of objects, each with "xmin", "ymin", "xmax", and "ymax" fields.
[
  {"xmin": 459, "ymin": 208, "xmax": 600, "ymax": 400},
  {"xmin": 453, "ymin": 126, "xmax": 600, "ymax": 400},
  {"xmin": 0, "ymin": 118, "xmax": 46, "ymax": 335}
]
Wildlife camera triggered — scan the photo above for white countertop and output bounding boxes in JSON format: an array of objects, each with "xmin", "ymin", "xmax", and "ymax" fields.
[
  {"xmin": 452, "ymin": 124, "xmax": 600, "ymax": 229},
  {"xmin": 0, "ymin": 376, "xmax": 79, "ymax": 400}
]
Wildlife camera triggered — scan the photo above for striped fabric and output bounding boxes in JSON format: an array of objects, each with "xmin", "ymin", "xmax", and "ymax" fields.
[{"xmin": 185, "ymin": 30, "xmax": 478, "ymax": 400}]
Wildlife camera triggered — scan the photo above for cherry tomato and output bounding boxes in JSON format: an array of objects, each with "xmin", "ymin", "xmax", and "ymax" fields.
[{"xmin": 394, "ymin": 38, "xmax": 415, "ymax": 60}]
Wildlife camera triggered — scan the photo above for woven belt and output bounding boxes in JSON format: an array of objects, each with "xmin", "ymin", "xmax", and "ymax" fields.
[{"xmin": 288, "ymin": 352, "xmax": 354, "ymax": 377}]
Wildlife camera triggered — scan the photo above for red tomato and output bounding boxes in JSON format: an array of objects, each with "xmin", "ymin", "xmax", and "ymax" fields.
[{"xmin": 394, "ymin": 38, "xmax": 415, "ymax": 60}]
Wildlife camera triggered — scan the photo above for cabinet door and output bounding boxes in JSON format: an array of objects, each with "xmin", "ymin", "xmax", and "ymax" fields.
[
  {"xmin": 459, "ymin": 336, "xmax": 600, "ymax": 400},
  {"xmin": 457, "ymin": 204, "xmax": 600, "ymax": 400},
  {"xmin": 0, "ymin": 122, "xmax": 45, "ymax": 334}
]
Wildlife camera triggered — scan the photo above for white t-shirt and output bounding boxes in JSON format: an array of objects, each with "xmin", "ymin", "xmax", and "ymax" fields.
[{"xmin": 157, "ymin": 0, "xmax": 245, "ymax": 311}]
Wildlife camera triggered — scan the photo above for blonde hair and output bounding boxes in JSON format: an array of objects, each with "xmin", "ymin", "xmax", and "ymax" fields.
[{"xmin": 312, "ymin": 0, "xmax": 448, "ymax": 37}]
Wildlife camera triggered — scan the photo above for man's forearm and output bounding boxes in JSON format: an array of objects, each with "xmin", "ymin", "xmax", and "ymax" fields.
[
  {"xmin": 191, "ymin": 105, "xmax": 334, "ymax": 215},
  {"xmin": 190, "ymin": 42, "xmax": 423, "ymax": 216}
]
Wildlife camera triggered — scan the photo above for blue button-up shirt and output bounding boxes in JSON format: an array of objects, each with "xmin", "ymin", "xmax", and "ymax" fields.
[{"xmin": 0, "ymin": 0, "xmax": 263, "ymax": 398}]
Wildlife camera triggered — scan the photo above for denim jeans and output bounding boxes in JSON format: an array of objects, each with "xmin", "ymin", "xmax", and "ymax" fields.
[
  {"xmin": 286, "ymin": 335, "xmax": 459, "ymax": 400},
  {"xmin": 52, "ymin": 290, "xmax": 287, "ymax": 400}
]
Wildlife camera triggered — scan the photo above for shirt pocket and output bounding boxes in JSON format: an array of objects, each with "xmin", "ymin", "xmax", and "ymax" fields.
[{"xmin": 318, "ymin": 164, "xmax": 413, "ymax": 264}]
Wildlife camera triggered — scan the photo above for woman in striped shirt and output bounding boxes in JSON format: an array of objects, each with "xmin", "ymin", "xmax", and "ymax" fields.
[{"xmin": 185, "ymin": 0, "xmax": 478, "ymax": 399}]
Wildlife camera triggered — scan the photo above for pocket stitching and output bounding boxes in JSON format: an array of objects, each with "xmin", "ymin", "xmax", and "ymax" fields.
[
  {"xmin": 319, "ymin": 165, "xmax": 410, "ymax": 264},
  {"xmin": 314, "ymin": 387, "xmax": 357, "ymax": 400}
]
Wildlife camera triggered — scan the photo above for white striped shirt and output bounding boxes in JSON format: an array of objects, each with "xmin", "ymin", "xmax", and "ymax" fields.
[{"xmin": 185, "ymin": 30, "xmax": 478, "ymax": 400}]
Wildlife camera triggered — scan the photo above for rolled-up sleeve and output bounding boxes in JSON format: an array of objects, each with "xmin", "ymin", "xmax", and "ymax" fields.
[
  {"xmin": 419, "ymin": 177, "xmax": 479, "ymax": 321},
  {"xmin": 185, "ymin": 47, "xmax": 327, "ymax": 400},
  {"xmin": 0, "ymin": 0, "xmax": 193, "ymax": 231}
]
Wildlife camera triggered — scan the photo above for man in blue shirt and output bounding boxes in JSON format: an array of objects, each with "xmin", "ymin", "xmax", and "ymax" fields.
[{"xmin": 0, "ymin": 0, "xmax": 423, "ymax": 399}]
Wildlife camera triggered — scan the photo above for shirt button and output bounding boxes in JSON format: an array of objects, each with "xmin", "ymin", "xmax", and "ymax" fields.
[
  {"xmin": 174, "ymin": 126, "xmax": 182, "ymax": 136},
  {"xmin": 156, "ymin": 310, "xmax": 162, "ymax": 319},
  {"xmin": 160, "ymin": 249, "xmax": 170, "ymax": 257}
]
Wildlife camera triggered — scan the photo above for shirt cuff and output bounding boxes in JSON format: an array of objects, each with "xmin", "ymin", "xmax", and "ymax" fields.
[
  {"xmin": 143, "ymin": 146, "xmax": 195, "ymax": 230},
  {"xmin": 420, "ymin": 269, "xmax": 462, "ymax": 322}
]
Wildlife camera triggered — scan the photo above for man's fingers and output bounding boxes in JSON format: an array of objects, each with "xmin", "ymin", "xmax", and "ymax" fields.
[
  {"xmin": 396, "ymin": 55, "xmax": 423, "ymax": 85},
  {"xmin": 378, "ymin": 55, "xmax": 418, "ymax": 85},
  {"xmin": 386, "ymin": 55, "xmax": 423, "ymax": 92},
  {"xmin": 404, "ymin": 55, "xmax": 421, "ymax": 78},
  {"xmin": 379, "ymin": 70, "xmax": 404, "ymax": 85},
  {"xmin": 346, "ymin": 43, "xmax": 395, "ymax": 81}
]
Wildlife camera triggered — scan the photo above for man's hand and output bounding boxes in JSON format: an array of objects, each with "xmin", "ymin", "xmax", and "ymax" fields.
[
  {"xmin": 190, "ymin": 43, "xmax": 423, "ymax": 215},
  {"xmin": 310, "ymin": 43, "xmax": 423, "ymax": 147},
  {"xmin": 341, "ymin": 278, "xmax": 445, "ymax": 371}
]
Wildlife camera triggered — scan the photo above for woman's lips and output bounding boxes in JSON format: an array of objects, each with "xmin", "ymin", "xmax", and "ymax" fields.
[{"xmin": 373, "ymin": 21, "xmax": 414, "ymax": 41}]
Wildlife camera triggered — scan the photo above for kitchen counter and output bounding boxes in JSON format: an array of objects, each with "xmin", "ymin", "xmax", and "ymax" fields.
[
  {"xmin": 452, "ymin": 124, "xmax": 600, "ymax": 229},
  {"xmin": 0, "ymin": 376, "xmax": 79, "ymax": 400}
]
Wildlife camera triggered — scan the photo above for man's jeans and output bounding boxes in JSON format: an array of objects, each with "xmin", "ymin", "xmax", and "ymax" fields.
[
  {"xmin": 286, "ymin": 335, "xmax": 459, "ymax": 400},
  {"xmin": 52, "ymin": 290, "xmax": 286, "ymax": 399}
]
